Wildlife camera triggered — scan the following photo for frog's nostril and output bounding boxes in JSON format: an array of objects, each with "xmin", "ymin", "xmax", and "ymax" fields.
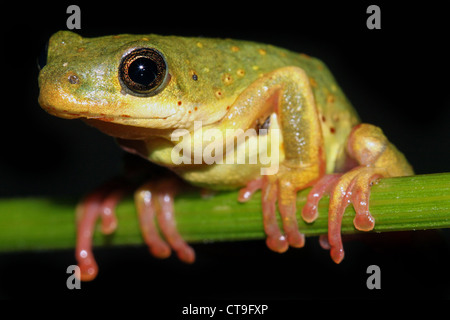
[{"xmin": 68, "ymin": 73, "xmax": 80, "ymax": 84}]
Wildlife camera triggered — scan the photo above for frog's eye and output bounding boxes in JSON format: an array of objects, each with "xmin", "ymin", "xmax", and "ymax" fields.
[{"xmin": 119, "ymin": 48, "xmax": 168, "ymax": 97}]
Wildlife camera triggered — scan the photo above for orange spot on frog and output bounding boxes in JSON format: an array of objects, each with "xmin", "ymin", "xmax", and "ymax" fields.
[{"xmin": 222, "ymin": 73, "xmax": 233, "ymax": 85}]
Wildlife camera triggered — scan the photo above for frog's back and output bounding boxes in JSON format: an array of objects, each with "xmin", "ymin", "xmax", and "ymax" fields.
[{"xmin": 163, "ymin": 36, "xmax": 358, "ymax": 115}]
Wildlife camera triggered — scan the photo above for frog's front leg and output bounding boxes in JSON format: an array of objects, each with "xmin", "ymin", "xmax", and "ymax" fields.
[
  {"xmin": 225, "ymin": 66, "xmax": 326, "ymax": 252},
  {"xmin": 76, "ymin": 176, "xmax": 194, "ymax": 281}
]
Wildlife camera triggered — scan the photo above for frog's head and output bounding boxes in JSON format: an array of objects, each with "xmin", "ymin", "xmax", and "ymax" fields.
[{"xmin": 38, "ymin": 31, "xmax": 232, "ymax": 139}]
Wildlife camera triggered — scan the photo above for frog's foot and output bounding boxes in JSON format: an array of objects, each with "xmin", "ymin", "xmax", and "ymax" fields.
[
  {"xmin": 328, "ymin": 167, "xmax": 385, "ymax": 263},
  {"xmin": 301, "ymin": 168, "xmax": 383, "ymax": 263},
  {"xmin": 238, "ymin": 171, "xmax": 309, "ymax": 253},
  {"xmin": 135, "ymin": 177, "xmax": 195, "ymax": 263},
  {"xmin": 76, "ymin": 179, "xmax": 128, "ymax": 281}
]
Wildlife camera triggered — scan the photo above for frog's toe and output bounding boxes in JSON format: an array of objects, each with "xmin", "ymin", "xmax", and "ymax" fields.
[
  {"xmin": 135, "ymin": 178, "xmax": 195, "ymax": 264},
  {"xmin": 350, "ymin": 172, "xmax": 381, "ymax": 231},
  {"xmin": 238, "ymin": 177, "xmax": 263, "ymax": 202},
  {"xmin": 238, "ymin": 177, "xmax": 287, "ymax": 252},
  {"xmin": 327, "ymin": 166, "xmax": 385, "ymax": 264},
  {"xmin": 301, "ymin": 174, "xmax": 341, "ymax": 223},
  {"xmin": 278, "ymin": 195, "xmax": 305, "ymax": 248},
  {"xmin": 318, "ymin": 234, "xmax": 331, "ymax": 250},
  {"xmin": 265, "ymin": 175, "xmax": 308, "ymax": 250},
  {"xmin": 76, "ymin": 196, "xmax": 100, "ymax": 281},
  {"xmin": 135, "ymin": 185, "xmax": 171, "ymax": 259},
  {"xmin": 260, "ymin": 177, "xmax": 289, "ymax": 253},
  {"xmin": 240, "ymin": 175, "xmax": 310, "ymax": 251},
  {"xmin": 155, "ymin": 179, "xmax": 196, "ymax": 263},
  {"xmin": 76, "ymin": 179, "xmax": 128, "ymax": 281}
]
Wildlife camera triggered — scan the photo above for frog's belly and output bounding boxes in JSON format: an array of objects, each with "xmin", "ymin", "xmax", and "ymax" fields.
[
  {"xmin": 172, "ymin": 162, "xmax": 263, "ymax": 190},
  {"xmin": 172, "ymin": 129, "xmax": 284, "ymax": 189}
]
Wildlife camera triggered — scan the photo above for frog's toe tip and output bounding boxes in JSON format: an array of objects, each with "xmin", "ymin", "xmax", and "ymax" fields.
[
  {"xmin": 266, "ymin": 235, "xmax": 289, "ymax": 253},
  {"xmin": 301, "ymin": 203, "xmax": 319, "ymax": 223},
  {"xmin": 330, "ymin": 246, "xmax": 345, "ymax": 264},
  {"xmin": 286, "ymin": 231, "xmax": 305, "ymax": 248},
  {"xmin": 177, "ymin": 245, "xmax": 196, "ymax": 264},
  {"xmin": 78, "ymin": 263, "xmax": 98, "ymax": 282},
  {"xmin": 353, "ymin": 213, "xmax": 375, "ymax": 232},
  {"xmin": 149, "ymin": 242, "xmax": 172, "ymax": 259}
]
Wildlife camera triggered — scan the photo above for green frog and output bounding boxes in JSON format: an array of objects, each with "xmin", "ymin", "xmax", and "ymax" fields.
[{"xmin": 38, "ymin": 31, "xmax": 413, "ymax": 281}]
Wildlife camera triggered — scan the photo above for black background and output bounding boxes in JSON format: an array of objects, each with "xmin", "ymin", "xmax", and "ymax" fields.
[{"xmin": 0, "ymin": 1, "xmax": 449, "ymax": 302}]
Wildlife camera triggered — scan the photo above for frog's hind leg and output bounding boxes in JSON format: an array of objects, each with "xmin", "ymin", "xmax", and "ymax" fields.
[
  {"xmin": 76, "ymin": 179, "xmax": 128, "ymax": 281},
  {"xmin": 231, "ymin": 66, "xmax": 326, "ymax": 253},
  {"xmin": 134, "ymin": 177, "xmax": 195, "ymax": 264}
]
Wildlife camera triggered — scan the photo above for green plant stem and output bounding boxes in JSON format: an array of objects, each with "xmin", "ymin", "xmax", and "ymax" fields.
[{"xmin": 0, "ymin": 173, "xmax": 449, "ymax": 252}]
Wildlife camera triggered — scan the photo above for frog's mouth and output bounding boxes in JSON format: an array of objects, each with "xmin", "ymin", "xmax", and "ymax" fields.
[
  {"xmin": 41, "ymin": 104, "xmax": 180, "ymax": 140},
  {"xmin": 38, "ymin": 85, "xmax": 182, "ymax": 134},
  {"xmin": 41, "ymin": 101, "xmax": 176, "ymax": 123}
]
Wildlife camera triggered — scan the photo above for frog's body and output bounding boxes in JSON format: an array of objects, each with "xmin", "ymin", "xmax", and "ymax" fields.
[
  {"xmin": 38, "ymin": 31, "xmax": 413, "ymax": 281},
  {"xmin": 39, "ymin": 31, "xmax": 358, "ymax": 189}
]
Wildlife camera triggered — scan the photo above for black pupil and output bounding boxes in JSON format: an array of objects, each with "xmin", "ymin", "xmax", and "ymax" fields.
[{"xmin": 128, "ymin": 57, "xmax": 157, "ymax": 86}]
